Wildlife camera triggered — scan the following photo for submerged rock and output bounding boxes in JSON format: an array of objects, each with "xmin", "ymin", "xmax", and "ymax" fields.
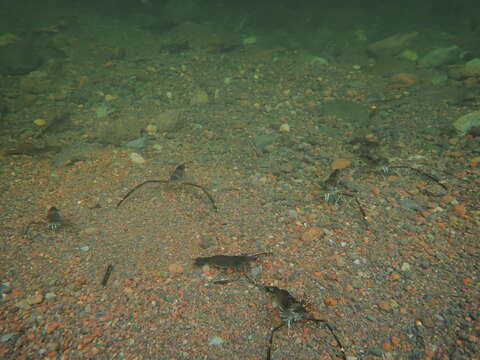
[
  {"xmin": 0, "ymin": 39, "xmax": 43, "ymax": 75},
  {"xmin": 368, "ymin": 31, "xmax": 418, "ymax": 57},
  {"xmin": 125, "ymin": 137, "xmax": 147, "ymax": 149},
  {"xmin": 419, "ymin": 46, "xmax": 461, "ymax": 68},
  {"xmin": 453, "ymin": 110, "xmax": 480, "ymax": 134}
]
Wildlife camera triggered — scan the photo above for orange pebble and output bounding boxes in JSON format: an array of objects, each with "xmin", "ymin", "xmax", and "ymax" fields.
[
  {"xmin": 381, "ymin": 342, "xmax": 393, "ymax": 352},
  {"xmin": 442, "ymin": 194, "xmax": 454, "ymax": 202},
  {"xmin": 453, "ymin": 204, "xmax": 466, "ymax": 216},
  {"xmin": 371, "ymin": 186, "xmax": 381, "ymax": 195},
  {"xmin": 45, "ymin": 322, "xmax": 59, "ymax": 333},
  {"xmin": 390, "ymin": 272, "xmax": 401, "ymax": 281},
  {"xmin": 324, "ymin": 297, "xmax": 338, "ymax": 306}
]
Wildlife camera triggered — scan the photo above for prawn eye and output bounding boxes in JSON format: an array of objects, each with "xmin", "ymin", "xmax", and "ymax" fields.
[{"xmin": 48, "ymin": 222, "xmax": 59, "ymax": 231}]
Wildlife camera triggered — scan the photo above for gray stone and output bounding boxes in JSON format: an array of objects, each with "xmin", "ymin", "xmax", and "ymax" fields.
[
  {"xmin": 199, "ymin": 235, "xmax": 214, "ymax": 249},
  {"xmin": 208, "ymin": 336, "xmax": 223, "ymax": 345},
  {"xmin": 0, "ymin": 282, "xmax": 11, "ymax": 294},
  {"xmin": 45, "ymin": 292, "xmax": 56, "ymax": 299},
  {"xmin": 453, "ymin": 110, "xmax": 480, "ymax": 134},
  {"xmin": 420, "ymin": 46, "xmax": 461, "ymax": 68},
  {"xmin": 125, "ymin": 137, "xmax": 146, "ymax": 149},
  {"xmin": 250, "ymin": 266, "xmax": 262, "ymax": 277},
  {"xmin": 0, "ymin": 39, "xmax": 43, "ymax": 75},
  {"xmin": 399, "ymin": 199, "xmax": 424, "ymax": 211},
  {"xmin": 449, "ymin": 58, "xmax": 480, "ymax": 79},
  {"xmin": 367, "ymin": 347, "xmax": 384, "ymax": 357},
  {"xmin": 464, "ymin": 58, "xmax": 480, "ymax": 76},
  {"xmin": 254, "ymin": 134, "xmax": 278, "ymax": 152},
  {"xmin": 322, "ymin": 100, "xmax": 370, "ymax": 127},
  {"xmin": 401, "ymin": 262, "xmax": 411, "ymax": 272},
  {"xmin": 368, "ymin": 31, "xmax": 418, "ymax": 57},
  {"xmin": 190, "ymin": 89, "xmax": 209, "ymax": 105},
  {"xmin": 0, "ymin": 333, "xmax": 16, "ymax": 342},
  {"xmin": 154, "ymin": 109, "xmax": 184, "ymax": 133},
  {"xmin": 19, "ymin": 71, "xmax": 51, "ymax": 94},
  {"xmin": 288, "ymin": 209, "xmax": 298, "ymax": 218}
]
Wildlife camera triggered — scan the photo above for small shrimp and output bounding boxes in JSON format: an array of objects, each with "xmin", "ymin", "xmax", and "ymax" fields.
[
  {"xmin": 194, "ymin": 252, "xmax": 272, "ymax": 283},
  {"xmin": 23, "ymin": 207, "xmax": 75, "ymax": 239},
  {"xmin": 256, "ymin": 285, "xmax": 347, "ymax": 360}
]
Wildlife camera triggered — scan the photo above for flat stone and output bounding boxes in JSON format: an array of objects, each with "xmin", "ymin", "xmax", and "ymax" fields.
[
  {"xmin": 378, "ymin": 300, "xmax": 392, "ymax": 312},
  {"xmin": 129, "ymin": 152, "xmax": 146, "ymax": 164},
  {"xmin": 208, "ymin": 336, "xmax": 223, "ymax": 345},
  {"xmin": 190, "ymin": 89, "xmax": 209, "ymax": 105},
  {"xmin": 0, "ymin": 333, "xmax": 16, "ymax": 342},
  {"xmin": 168, "ymin": 263, "xmax": 184, "ymax": 274},
  {"xmin": 401, "ymin": 262, "xmax": 411, "ymax": 272},
  {"xmin": 301, "ymin": 226, "xmax": 324, "ymax": 242},
  {"xmin": 26, "ymin": 294, "xmax": 43, "ymax": 305},
  {"xmin": 368, "ymin": 31, "xmax": 418, "ymax": 57},
  {"xmin": 419, "ymin": 46, "xmax": 460, "ymax": 67},
  {"xmin": 125, "ymin": 137, "xmax": 146, "ymax": 149},
  {"xmin": 453, "ymin": 110, "xmax": 480, "ymax": 134}
]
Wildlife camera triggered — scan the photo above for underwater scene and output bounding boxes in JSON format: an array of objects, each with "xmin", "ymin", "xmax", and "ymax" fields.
[{"xmin": 0, "ymin": 0, "xmax": 479, "ymax": 359}]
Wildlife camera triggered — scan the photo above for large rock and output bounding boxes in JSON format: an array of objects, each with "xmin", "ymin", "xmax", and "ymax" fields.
[
  {"xmin": 453, "ymin": 110, "xmax": 480, "ymax": 134},
  {"xmin": 0, "ymin": 39, "xmax": 43, "ymax": 75},
  {"xmin": 154, "ymin": 109, "xmax": 184, "ymax": 132},
  {"xmin": 419, "ymin": 46, "xmax": 461, "ymax": 68},
  {"xmin": 368, "ymin": 31, "xmax": 418, "ymax": 57},
  {"xmin": 190, "ymin": 89, "xmax": 209, "ymax": 105},
  {"xmin": 19, "ymin": 71, "xmax": 51, "ymax": 93},
  {"xmin": 95, "ymin": 115, "xmax": 148, "ymax": 145},
  {"xmin": 450, "ymin": 58, "xmax": 480, "ymax": 79},
  {"xmin": 464, "ymin": 58, "xmax": 480, "ymax": 76}
]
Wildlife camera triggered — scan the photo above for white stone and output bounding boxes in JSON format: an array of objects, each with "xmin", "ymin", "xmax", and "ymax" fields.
[
  {"xmin": 453, "ymin": 110, "xmax": 480, "ymax": 134},
  {"xmin": 279, "ymin": 123, "xmax": 290, "ymax": 132},
  {"xmin": 130, "ymin": 152, "xmax": 146, "ymax": 164}
]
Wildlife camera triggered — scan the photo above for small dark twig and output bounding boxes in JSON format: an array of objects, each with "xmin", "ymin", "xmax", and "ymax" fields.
[
  {"xmin": 388, "ymin": 165, "xmax": 448, "ymax": 191},
  {"xmin": 267, "ymin": 324, "xmax": 284, "ymax": 360},
  {"xmin": 340, "ymin": 193, "xmax": 369, "ymax": 228},
  {"xmin": 101, "ymin": 264, "xmax": 114, "ymax": 286}
]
